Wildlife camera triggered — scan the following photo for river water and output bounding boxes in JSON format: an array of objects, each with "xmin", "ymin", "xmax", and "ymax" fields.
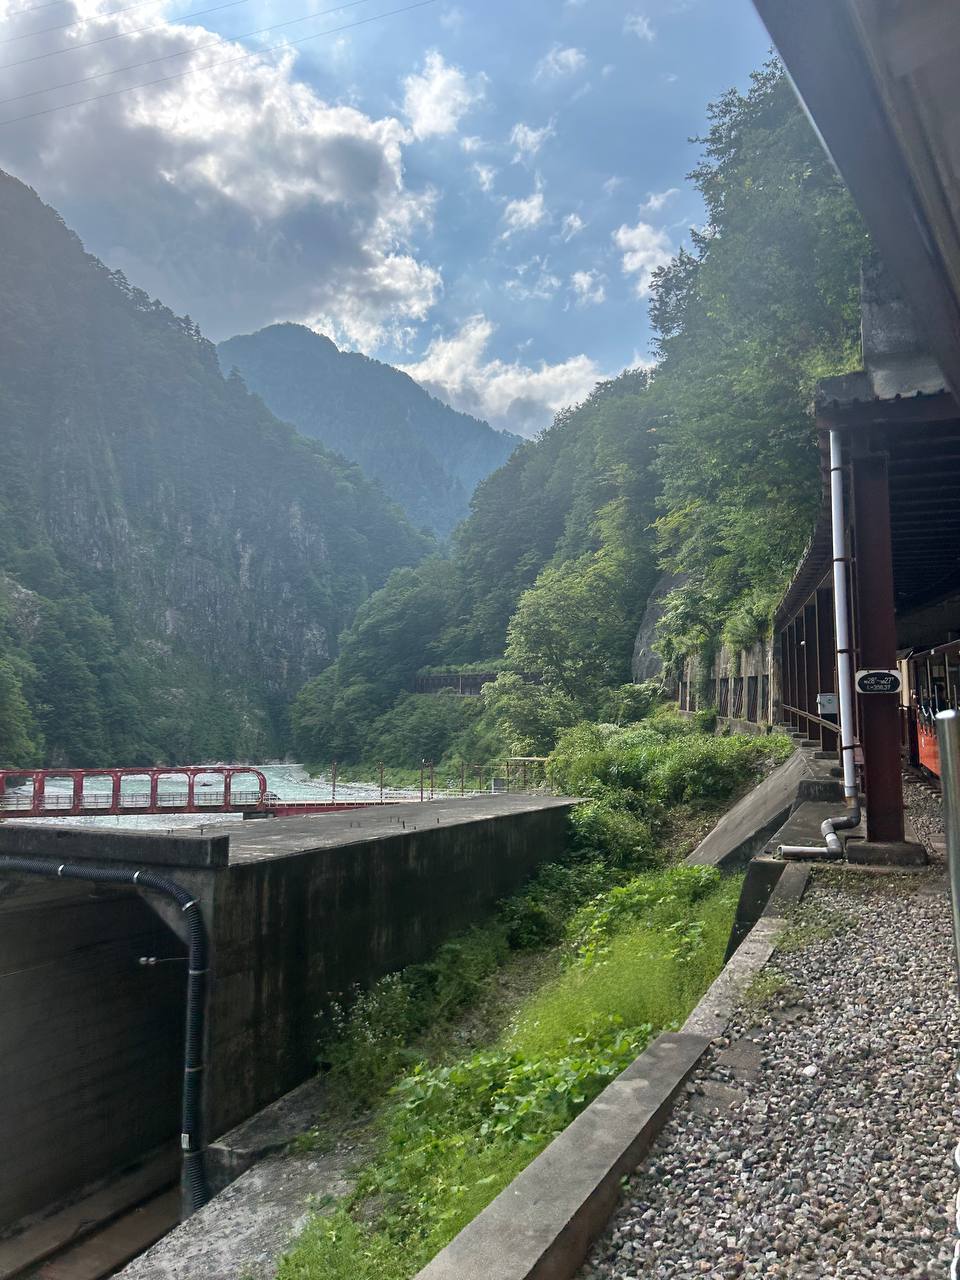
[{"xmin": 9, "ymin": 764, "xmax": 418, "ymax": 831}]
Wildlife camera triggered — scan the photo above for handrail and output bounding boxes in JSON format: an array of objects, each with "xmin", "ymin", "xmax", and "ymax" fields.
[{"xmin": 780, "ymin": 703, "xmax": 841, "ymax": 735}]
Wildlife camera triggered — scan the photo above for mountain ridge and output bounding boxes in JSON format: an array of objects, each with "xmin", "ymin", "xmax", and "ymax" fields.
[
  {"xmin": 218, "ymin": 323, "xmax": 519, "ymax": 536},
  {"xmin": 0, "ymin": 169, "xmax": 428, "ymax": 765}
]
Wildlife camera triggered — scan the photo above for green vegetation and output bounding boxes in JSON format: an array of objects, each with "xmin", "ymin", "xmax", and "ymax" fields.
[
  {"xmin": 0, "ymin": 171, "xmax": 427, "ymax": 765},
  {"xmin": 218, "ymin": 324, "xmax": 518, "ymax": 538},
  {"xmin": 293, "ymin": 62, "xmax": 867, "ymax": 774},
  {"xmin": 276, "ymin": 717, "xmax": 787, "ymax": 1280},
  {"xmin": 740, "ymin": 966, "xmax": 797, "ymax": 1018}
]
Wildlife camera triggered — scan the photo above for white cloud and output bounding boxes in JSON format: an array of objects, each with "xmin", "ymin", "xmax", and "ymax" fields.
[
  {"xmin": 0, "ymin": 4, "xmax": 444, "ymax": 350},
  {"xmin": 570, "ymin": 269, "xmax": 606, "ymax": 306},
  {"xmin": 535, "ymin": 45, "xmax": 587, "ymax": 81},
  {"xmin": 506, "ymin": 257, "xmax": 561, "ymax": 301},
  {"xmin": 460, "ymin": 135, "xmax": 485, "ymax": 153},
  {"xmin": 473, "ymin": 163, "xmax": 497, "ymax": 192},
  {"xmin": 399, "ymin": 315, "xmax": 605, "ymax": 435},
  {"xmin": 625, "ymin": 13, "xmax": 655, "ymax": 39},
  {"xmin": 402, "ymin": 50, "xmax": 485, "ymax": 140},
  {"xmin": 603, "ymin": 176, "xmax": 624, "ymax": 196},
  {"xmin": 501, "ymin": 190, "xmax": 547, "ymax": 237},
  {"xmin": 640, "ymin": 188, "xmax": 679, "ymax": 214},
  {"xmin": 613, "ymin": 219, "xmax": 674, "ymax": 295},
  {"xmin": 560, "ymin": 212, "xmax": 585, "ymax": 241},
  {"xmin": 510, "ymin": 121, "xmax": 554, "ymax": 162}
]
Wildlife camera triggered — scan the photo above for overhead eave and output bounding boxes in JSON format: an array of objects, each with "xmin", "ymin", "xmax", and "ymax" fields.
[{"xmin": 752, "ymin": 0, "xmax": 960, "ymax": 405}]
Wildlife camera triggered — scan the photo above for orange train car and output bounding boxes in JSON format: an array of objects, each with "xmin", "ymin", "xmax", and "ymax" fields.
[{"xmin": 900, "ymin": 639, "xmax": 960, "ymax": 779}]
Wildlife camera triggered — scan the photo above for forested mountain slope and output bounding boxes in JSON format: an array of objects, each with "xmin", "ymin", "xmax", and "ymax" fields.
[
  {"xmin": 0, "ymin": 171, "xmax": 428, "ymax": 766},
  {"xmin": 217, "ymin": 324, "xmax": 519, "ymax": 536},
  {"xmin": 292, "ymin": 368, "xmax": 661, "ymax": 760},
  {"xmin": 293, "ymin": 63, "xmax": 868, "ymax": 767}
]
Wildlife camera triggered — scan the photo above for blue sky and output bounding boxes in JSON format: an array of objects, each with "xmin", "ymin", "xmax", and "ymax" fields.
[{"xmin": 0, "ymin": 0, "xmax": 771, "ymax": 432}]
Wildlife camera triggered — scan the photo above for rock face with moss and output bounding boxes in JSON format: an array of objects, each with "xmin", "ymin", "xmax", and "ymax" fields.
[
  {"xmin": 217, "ymin": 324, "xmax": 519, "ymax": 537},
  {"xmin": 0, "ymin": 170, "xmax": 428, "ymax": 765}
]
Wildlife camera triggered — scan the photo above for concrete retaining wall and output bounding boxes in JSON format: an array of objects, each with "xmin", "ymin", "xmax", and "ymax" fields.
[
  {"xmin": 206, "ymin": 803, "xmax": 575, "ymax": 1138},
  {"xmin": 0, "ymin": 796, "xmax": 577, "ymax": 1234}
]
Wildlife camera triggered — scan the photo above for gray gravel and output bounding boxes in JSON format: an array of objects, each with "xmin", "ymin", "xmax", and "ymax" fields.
[{"xmin": 579, "ymin": 795, "xmax": 959, "ymax": 1279}]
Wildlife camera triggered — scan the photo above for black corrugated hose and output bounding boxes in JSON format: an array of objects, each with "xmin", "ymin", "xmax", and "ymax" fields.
[{"xmin": 0, "ymin": 855, "xmax": 210, "ymax": 1215}]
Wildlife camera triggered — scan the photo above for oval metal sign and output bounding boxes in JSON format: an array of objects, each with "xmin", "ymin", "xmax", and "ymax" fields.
[{"xmin": 855, "ymin": 669, "xmax": 901, "ymax": 695}]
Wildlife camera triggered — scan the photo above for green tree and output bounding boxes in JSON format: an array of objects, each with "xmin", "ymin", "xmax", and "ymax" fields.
[{"xmin": 0, "ymin": 656, "xmax": 40, "ymax": 765}]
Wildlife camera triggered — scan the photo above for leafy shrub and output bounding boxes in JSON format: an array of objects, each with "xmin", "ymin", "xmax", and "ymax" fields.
[
  {"xmin": 549, "ymin": 720, "xmax": 792, "ymax": 818},
  {"xmin": 569, "ymin": 797, "xmax": 654, "ymax": 866},
  {"xmin": 499, "ymin": 858, "xmax": 611, "ymax": 949}
]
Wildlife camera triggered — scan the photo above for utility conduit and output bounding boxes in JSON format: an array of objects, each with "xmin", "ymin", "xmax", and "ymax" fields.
[
  {"xmin": 780, "ymin": 430, "xmax": 862, "ymax": 858},
  {"xmin": 0, "ymin": 855, "xmax": 210, "ymax": 1217}
]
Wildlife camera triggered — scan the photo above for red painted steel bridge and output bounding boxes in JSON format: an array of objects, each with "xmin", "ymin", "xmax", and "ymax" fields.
[{"xmin": 0, "ymin": 766, "xmax": 385, "ymax": 820}]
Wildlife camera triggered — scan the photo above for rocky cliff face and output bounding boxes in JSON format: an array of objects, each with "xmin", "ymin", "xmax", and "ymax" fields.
[
  {"xmin": 218, "ymin": 324, "xmax": 519, "ymax": 536},
  {"xmin": 0, "ymin": 171, "xmax": 428, "ymax": 764}
]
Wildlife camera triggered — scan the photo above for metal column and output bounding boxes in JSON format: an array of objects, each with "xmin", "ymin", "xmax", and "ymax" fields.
[{"xmin": 851, "ymin": 448, "xmax": 906, "ymax": 843}]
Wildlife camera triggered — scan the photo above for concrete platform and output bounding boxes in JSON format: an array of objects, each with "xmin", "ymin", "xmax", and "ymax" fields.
[{"xmin": 222, "ymin": 794, "xmax": 580, "ymax": 864}]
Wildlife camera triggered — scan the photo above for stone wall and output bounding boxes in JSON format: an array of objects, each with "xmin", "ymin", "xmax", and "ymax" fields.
[{"xmin": 677, "ymin": 641, "xmax": 775, "ymax": 728}]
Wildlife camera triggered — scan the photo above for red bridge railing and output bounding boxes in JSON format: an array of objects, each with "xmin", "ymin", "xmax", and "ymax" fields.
[{"xmin": 0, "ymin": 766, "xmax": 270, "ymax": 818}]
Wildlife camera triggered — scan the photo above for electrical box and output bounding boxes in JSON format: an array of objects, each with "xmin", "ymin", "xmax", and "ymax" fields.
[{"xmin": 816, "ymin": 692, "xmax": 839, "ymax": 715}]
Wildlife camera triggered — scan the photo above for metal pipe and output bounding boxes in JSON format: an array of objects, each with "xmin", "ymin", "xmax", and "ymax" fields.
[
  {"xmin": 780, "ymin": 431, "xmax": 861, "ymax": 858},
  {"xmin": 936, "ymin": 710, "xmax": 960, "ymax": 1280},
  {"xmin": 0, "ymin": 855, "xmax": 210, "ymax": 1218}
]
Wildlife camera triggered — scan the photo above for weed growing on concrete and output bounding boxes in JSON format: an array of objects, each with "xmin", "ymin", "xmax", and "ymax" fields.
[
  {"xmin": 778, "ymin": 900, "xmax": 850, "ymax": 953},
  {"xmin": 741, "ymin": 966, "xmax": 797, "ymax": 1017},
  {"xmin": 287, "ymin": 1126, "xmax": 335, "ymax": 1157}
]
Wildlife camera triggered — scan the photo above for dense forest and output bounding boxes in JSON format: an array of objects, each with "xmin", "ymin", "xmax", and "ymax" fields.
[
  {"xmin": 293, "ymin": 63, "xmax": 869, "ymax": 769},
  {"xmin": 0, "ymin": 171, "xmax": 428, "ymax": 767},
  {"xmin": 218, "ymin": 325, "xmax": 519, "ymax": 537}
]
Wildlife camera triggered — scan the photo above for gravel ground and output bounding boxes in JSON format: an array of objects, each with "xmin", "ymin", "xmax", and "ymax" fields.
[{"xmin": 580, "ymin": 782, "xmax": 958, "ymax": 1279}]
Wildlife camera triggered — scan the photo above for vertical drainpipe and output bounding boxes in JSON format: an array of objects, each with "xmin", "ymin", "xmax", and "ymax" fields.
[{"xmin": 779, "ymin": 431, "xmax": 861, "ymax": 858}]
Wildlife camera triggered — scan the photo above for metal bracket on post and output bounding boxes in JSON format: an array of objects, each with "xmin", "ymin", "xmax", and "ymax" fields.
[{"xmin": 935, "ymin": 710, "xmax": 960, "ymax": 1280}]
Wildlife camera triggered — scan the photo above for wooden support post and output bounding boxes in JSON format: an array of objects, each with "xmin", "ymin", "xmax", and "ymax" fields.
[{"xmin": 851, "ymin": 449, "xmax": 905, "ymax": 843}]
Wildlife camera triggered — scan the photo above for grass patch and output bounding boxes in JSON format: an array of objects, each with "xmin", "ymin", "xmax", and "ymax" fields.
[{"xmin": 277, "ymin": 865, "xmax": 741, "ymax": 1280}]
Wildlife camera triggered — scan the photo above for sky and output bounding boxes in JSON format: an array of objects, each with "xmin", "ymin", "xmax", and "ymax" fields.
[{"xmin": 0, "ymin": 0, "xmax": 771, "ymax": 435}]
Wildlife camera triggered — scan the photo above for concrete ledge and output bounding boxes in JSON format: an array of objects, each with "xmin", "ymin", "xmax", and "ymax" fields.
[
  {"xmin": 206, "ymin": 1077, "xmax": 328, "ymax": 1194},
  {"xmin": 686, "ymin": 750, "xmax": 814, "ymax": 870},
  {"xmin": 687, "ymin": 864, "xmax": 810, "ymax": 1038},
  {"xmin": 846, "ymin": 839, "xmax": 928, "ymax": 867},
  {"xmin": 414, "ymin": 1031, "xmax": 709, "ymax": 1280},
  {"xmin": 0, "ymin": 822, "xmax": 229, "ymax": 869}
]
